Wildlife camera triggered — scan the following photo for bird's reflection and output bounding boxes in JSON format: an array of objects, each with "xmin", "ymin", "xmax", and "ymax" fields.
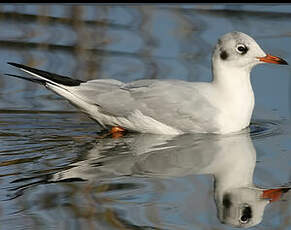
[{"xmin": 49, "ymin": 131, "xmax": 289, "ymax": 228}]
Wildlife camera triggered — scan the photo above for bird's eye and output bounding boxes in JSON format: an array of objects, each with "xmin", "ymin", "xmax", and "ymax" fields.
[
  {"xmin": 236, "ymin": 44, "xmax": 248, "ymax": 54},
  {"xmin": 240, "ymin": 215, "xmax": 249, "ymax": 224}
]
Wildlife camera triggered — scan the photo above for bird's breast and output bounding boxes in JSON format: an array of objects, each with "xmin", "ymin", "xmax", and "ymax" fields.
[{"xmin": 216, "ymin": 89, "xmax": 255, "ymax": 134}]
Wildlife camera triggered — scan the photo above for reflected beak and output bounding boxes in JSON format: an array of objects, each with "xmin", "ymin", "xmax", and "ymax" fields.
[
  {"xmin": 261, "ymin": 188, "xmax": 290, "ymax": 203},
  {"xmin": 257, "ymin": 54, "xmax": 288, "ymax": 65}
]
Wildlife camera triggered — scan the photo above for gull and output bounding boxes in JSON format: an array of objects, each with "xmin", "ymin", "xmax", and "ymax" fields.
[{"xmin": 6, "ymin": 31, "xmax": 288, "ymax": 135}]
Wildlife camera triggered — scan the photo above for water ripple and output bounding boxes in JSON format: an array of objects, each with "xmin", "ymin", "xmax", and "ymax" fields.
[{"xmin": 250, "ymin": 120, "xmax": 281, "ymax": 139}]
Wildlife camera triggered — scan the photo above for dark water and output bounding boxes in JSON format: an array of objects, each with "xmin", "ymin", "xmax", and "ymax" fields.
[{"xmin": 0, "ymin": 4, "xmax": 290, "ymax": 230}]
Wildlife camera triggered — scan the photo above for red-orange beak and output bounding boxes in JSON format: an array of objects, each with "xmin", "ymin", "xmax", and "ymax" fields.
[
  {"xmin": 257, "ymin": 54, "xmax": 288, "ymax": 65},
  {"xmin": 261, "ymin": 188, "xmax": 290, "ymax": 203}
]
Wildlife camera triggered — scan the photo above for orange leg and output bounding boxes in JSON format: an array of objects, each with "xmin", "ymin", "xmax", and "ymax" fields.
[
  {"xmin": 97, "ymin": 126, "xmax": 126, "ymax": 139},
  {"xmin": 110, "ymin": 126, "xmax": 126, "ymax": 138}
]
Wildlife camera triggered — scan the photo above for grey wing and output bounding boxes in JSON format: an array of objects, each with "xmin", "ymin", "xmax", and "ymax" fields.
[
  {"xmin": 69, "ymin": 79, "xmax": 177, "ymax": 116},
  {"xmin": 123, "ymin": 80, "xmax": 219, "ymax": 132},
  {"xmin": 69, "ymin": 79, "xmax": 218, "ymax": 132},
  {"xmin": 68, "ymin": 79, "xmax": 145, "ymax": 116}
]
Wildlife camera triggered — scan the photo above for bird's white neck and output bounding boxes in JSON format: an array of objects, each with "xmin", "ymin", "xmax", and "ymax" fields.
[{"xmin": 211, "ymin": 61, "xmax": 253, "ymax": 90}]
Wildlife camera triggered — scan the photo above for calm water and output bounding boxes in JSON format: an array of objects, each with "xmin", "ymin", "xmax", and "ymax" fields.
[{"xmin": 0, "ymin": 4, "xmax": 290, "ymax": 230}]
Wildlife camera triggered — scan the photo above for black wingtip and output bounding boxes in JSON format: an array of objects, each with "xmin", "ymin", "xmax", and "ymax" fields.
[
  {"xmin": 7, "ymin": 62, "xmax": 24, "ymax": 68},
  {"xmin": 7, "ymin": 62, "xmax": 84, "ymax": 86}
]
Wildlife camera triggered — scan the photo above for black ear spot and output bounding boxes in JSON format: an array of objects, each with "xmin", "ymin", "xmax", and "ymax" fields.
[{"xmin": 220, "ymin": 50, "xmax": 228, "ymax": 60}]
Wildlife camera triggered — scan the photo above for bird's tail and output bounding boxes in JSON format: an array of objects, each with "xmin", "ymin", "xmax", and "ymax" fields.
[{"xmin": 6, "ymin": 62, "xmax": 106, "ymax": 128}]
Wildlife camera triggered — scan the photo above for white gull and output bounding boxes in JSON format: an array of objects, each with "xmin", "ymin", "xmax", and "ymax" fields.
[{"xmin": 7, "ymin": 31, "xmax": 288, "ymax": 135}]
